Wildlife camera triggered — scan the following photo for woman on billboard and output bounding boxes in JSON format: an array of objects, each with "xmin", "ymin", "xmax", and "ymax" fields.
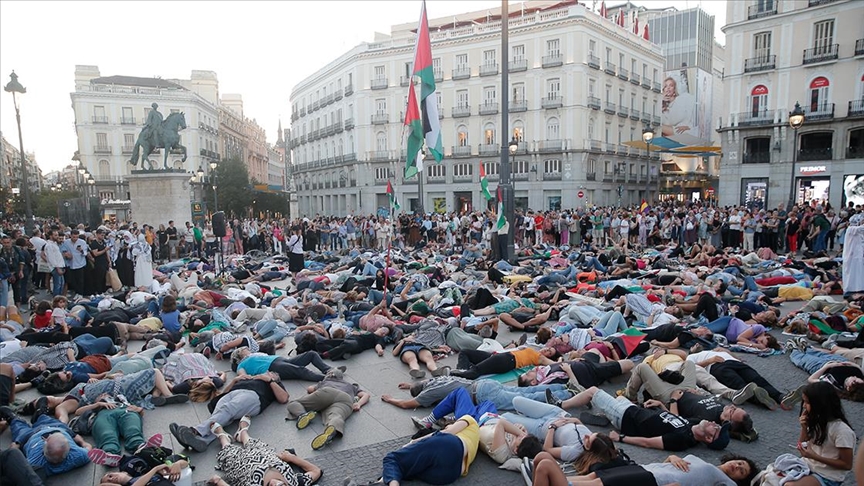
[{"xmin": 661, "ymin": 76, "xmax": 697, "ymax": 137}]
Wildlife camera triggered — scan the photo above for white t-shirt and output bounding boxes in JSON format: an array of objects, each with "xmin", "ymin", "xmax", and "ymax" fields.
[
  {"xmin": 619, "ymin": 219, "xmax": 630, "ymax": 235},
  {"xmin": 687, "ymin": 350, "xmax": 740, "ymax": 372},
  {"xmin": 805, "ymin": 420, "xmax": 856, "ymax": 482}
]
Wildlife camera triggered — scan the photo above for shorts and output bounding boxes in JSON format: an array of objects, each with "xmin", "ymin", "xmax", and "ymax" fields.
[
  {"xmin": 0, "ymin": 374, "xmax": 12, "ymax": 406},
  {"xmin": 510, "ymin": 312, "xmax": 534, "ymax": 323},
  {"xmin": 399, "ymin": 343, "xmax": 428, "ymax": 358},
  {"xmin": 813, "ymin": 474, "xmax": 843, "ymax": 486},
  {"xmin": 590, "ymin": 390, "xmax": 633, "ymax": 430}
]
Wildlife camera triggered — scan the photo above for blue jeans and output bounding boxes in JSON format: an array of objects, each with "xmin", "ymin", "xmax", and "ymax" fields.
[
  {"xmin": 11, "ymin": 414, "xmax": 75, "ymax": 446},
  {"xmin": 51, "ymin": 269, "xmax": 65, "ymax": 297},
  {"xmin": 383, "ymin": 433, "xmax": 465, "ymax": 485},
  {"xmin": 473, "ymin": 380, "xmax": 570, "ymax": 411},
  {"xmin": 582, "ymin": 257, "xmax": 607, "ymax": 273},
  {"xmin": 254, "ymin": 320, "xmax": 292, "ymax": 343},
  {"xmin": 65, "ymin": 309, "xmax": 92, "ymax": 328},
  {"xmin": 790, "ymin": 349, "xmax": 848, "ymax": 374},
  {"xmin": 431, "ymin": 388, "xmax": 497, "ymax": 422},
  {"xmin": 705, "ymin": 316, "xmax": 734, "ymax": 334},
  {"xmin": 73, "ymin": 334, "xmax": 116, "ymax": 357},
  {"xmin": 0, "ymin": 281, "xmax": 7, "ymax": 308},
  {"xmin": 594, "ymin": 311, "xmax": 628, "ymax": 337},
  {"xmin": 502, "ymin": 396, "xmax": 567, "ymax": 438},
  {"xmin": 537, "ymin": 266, "xmax": 577, "ymax": 286},
  {"xmin": 814, "ymin": 229, "xmax": 829, "ymax": 253}
]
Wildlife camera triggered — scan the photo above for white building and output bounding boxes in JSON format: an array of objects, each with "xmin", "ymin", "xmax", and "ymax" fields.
[
  {"xmin": 70, "ymin": 66, "xmax": 221, "ymax": 202},
  {"xmin": 1, "ymin": 131, "xmax": 42, "ymax": 193},
  {"xmin": 288, "ymin": 0, "xmax": 665, "ymax": 216},
  {"xmin": 718, "ymin": 0, "xmax": 864, "ymax": 210}
]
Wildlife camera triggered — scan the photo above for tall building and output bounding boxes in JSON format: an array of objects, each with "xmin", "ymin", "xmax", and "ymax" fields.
[
  {"xmin": 1, "ymin": 131, "xmax": 43, "ymax": 194},
  {"xmin": 70, "ymin": 66, "xmax": 221, "ymax": 202},
  {"xmin": 718, "ymin": 0, "xmax": 864, "ymax": 209},
  {"xmin": 288, "ymin": 0, "xmax": 665, "ymax": 217}
]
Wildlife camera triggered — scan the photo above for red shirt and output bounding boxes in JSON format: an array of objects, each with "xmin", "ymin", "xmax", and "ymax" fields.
[{"xmin": 33, "ymin": 311, "xmax": 53, "ymax": 329}]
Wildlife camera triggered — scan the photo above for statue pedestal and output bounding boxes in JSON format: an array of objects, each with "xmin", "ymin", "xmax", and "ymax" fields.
[{"xmin": 127, "ymin": 170, "xmax": 192, "ymax": 227}]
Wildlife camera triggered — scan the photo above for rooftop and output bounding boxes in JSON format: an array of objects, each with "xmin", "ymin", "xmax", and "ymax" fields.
[{"xmin": 90, "ymin": 75, "xmax": 187, "ymax": 90}]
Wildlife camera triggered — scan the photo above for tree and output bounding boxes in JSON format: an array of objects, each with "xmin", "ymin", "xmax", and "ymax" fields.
[{"xmin": 209, "ymin": 157, "xmax": 251, "ymax": 218}]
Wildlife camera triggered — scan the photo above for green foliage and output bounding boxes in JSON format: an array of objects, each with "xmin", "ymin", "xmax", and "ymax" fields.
[
  {"xmin": 211, "ymin": 157, "xmax": 251, "ymax": 217},
  {"xmin": 33, "ymin": 190, "xmax": 81, "ymax": 218}
]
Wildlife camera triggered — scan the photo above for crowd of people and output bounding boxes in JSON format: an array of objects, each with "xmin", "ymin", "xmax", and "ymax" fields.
[{"xmin": 0, "ymin": 198, "xmax": 863, "ymax": 486}]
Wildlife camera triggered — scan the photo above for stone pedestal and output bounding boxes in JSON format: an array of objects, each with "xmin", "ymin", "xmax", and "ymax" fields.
[{"xmin": 127, "ymin": 170, "xmax": 192, "ymax": 227}]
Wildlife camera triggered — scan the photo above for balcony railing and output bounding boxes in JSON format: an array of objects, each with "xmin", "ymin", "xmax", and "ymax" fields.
[
  {"xmin": 371, "ymin": 78, "xmax": 388, "ymax": 89},
  {"xmin": 92, "ymin": 116, "xmax": 108, "ymax": 124},
  {"xmin": 604, "ymin": 61, "xmax": 616, "ymax": 75},
  {"xmin": 543, "ymin": 171, "xmax": 562, "ymax": 180},
  {"xmin": 809, "ymin": 0, "xmax": 839, "ymax": 5},
  {"xmin": 630, "ymin": 109, "xmax": 641, "ymax": 120},
  {"xmin": 737, "ymin": 110, "xmax": 775, "ymax": 126},
  {"xmin": 743, "ymin": 152, "xmax": 771, "ymax": 164},
  {"xmin": 618, "ymin": 67, "xmax": 629, "ymax": 80},
  {"xmin": 856, "ymin": 39, "xmax": 864, "ymax": 56},
  {"xmin": 433, "ymin": 68, "xmax": 444, "ymax": 82},
  {"xmin": 748, "ymin": 3, "xmax": 777, "ymax": 19},
  {"xmin": 452, "ymin": 66, "xmax": 471, "ymax": 80},
  {"xmin": 641, "ymin": 112, "xmax": 650, "ymax": 123},
  {"xmin": 479, "ymin": 102, "xmax": 499, "ymax": 115},
  {"xmin": 452, "ymin": 145, "xmax": 472, "ymax": 158},
  {"xmin": 805, "ymin": 103, "xmax": 835, "ymax": 121},
  {"xmin": 512, "ymin": 141, "xmax": 528, "ymax": 154},
  {"xmin": 371, "ymin": 113, "xmax": 389, "ymax": 124},
  {"xmin": 452, "ymin": 105, "xmax": 471, "ymax": 117},
  {"xmin": 368, "ymin": 151, "xmax": 392, "ymax": 162},
  {"xmin": 618, "ymin": 106, "xmax": 629, "ymax": 118},
  {"xmin": 604, "ymin": 101, "xmax": 616, "ymax": 114},
  {"xmin": 542, "ymin": 95, "xmax": 563, "ymax": 109},
  {"xmin": 479, "ymin": 62, "xmax": 499, "ymax": 76},
  {"xmin": 652, "ymin": 82, "xmax": 661, "ymax": 93},
  {"xmin": 344, "ymin": 118, "xmax": 355, "ymax": 130},
  {"xmin": 510, "ymin": 99, "xmax": 528, "ymax": 112},
  {"xmin": 587, "ymin": 53, "xmax": 600, "ymax": 69},
  {"xmin": 587, "ymin": 96, "xmax": 601, "ymax": 110},
  {"xmin": 603, "ymin": 172, "xmax": 614, "ymax": 182},
  {"xmin": 630, "ymin": 73, "xmax": 641, "ymax": 85},
  {"xmin": 798, "ymin": 147, "xmax": 832, "ymax": 161},
  {"xmin": 803, "ymin": 44, "xmax": 839, "ymax": 64},
  {"xmin": 846, "ymin": 146, "xmax": 864, "ymax": 159},
  {"xmin": 344, "ymin": 84, "xmax": 354, "ymax": 96},
  {"xmin": 120, "ymin": 117, "xmax": 136, "ymax": 125},
  {"xmin": 641, "ymin": 78, "xmax": 651, "ymax": 89},
  {"xmin": 744, "ymin": 55, "xmax": 776, "ymax": 73},
  {"xmin": 538, "ymin": 140, "xmax": 564, "ymax": 153},
  {"xmin": 542, "ymin": 53, "xmax": 563, "ymax": 68},
  {"xmin": 586, "ymin": 172, "xmax": 596, "ymax": 181},
  {"xmin": 94, "ymin": 145, "xmax": 112, "ymax": 154},
  {"xmin": 510, "ymin": 58, "xmax": 528, "ymax": 72},
  {"xmin": 588, "ymin": 139, "xmax": 602, "ymax": 152},
  {"xmin": 479, "ymin": 144, "xmax": 499, "ymax": 156},
  {"xmin": 400, "ymin": 76, "xmax": 412, "ymax": 87},
  {"xmin": 122, "ymin": 145, "xmax": 134, "ymax": 154},
  {"xmin": 849, "ymin": 100, "xmax": 864, "ymax": 118},
  {"xmin": 334, "ymin": 91, "xmax": 342, "ymax": 101}
]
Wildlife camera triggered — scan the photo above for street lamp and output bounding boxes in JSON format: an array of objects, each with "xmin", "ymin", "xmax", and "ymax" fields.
[
  {"xmin": 787, "ymin": 102, "xmax": 806, "ymax": 209},
  {"xmin": 5, "ymin": 71, "xmax": 34, "ymax": 234},
  {"xmin": 642, "ymin": 123, "xmax": 654, "ymax": 204},
  {"xmin": 209, "ymin": 160, "xmax": 219, "ymax": 212}
]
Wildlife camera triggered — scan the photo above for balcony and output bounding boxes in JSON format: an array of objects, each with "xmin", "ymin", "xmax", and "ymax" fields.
[
  {"xmin": 618, "ymin": 106, "xmax": 629, "ymax": 118},
  {"xmin": 586, "ymin": 172, "xmax": 596, "ymax": 181},
  {"xmin": 748, "ymin": 3, "xmax": 777, "ymax": 19},
  {"xmin": 798, "ymin": 147, "xmax": 832, "ymax": 161},
  {"xmin": 588, "ymin": 139, "xmax": 602, "ymax": 152},
  {"xmin": 121, "ymin": 117, "xmax": 136, "ymax": 125},
  {"xmin": 94, "ymin": 145, "xmax": 112, "ymax": 154},
  {"xmin": 122, "ymin": 145, "xmax": 134, "ymax": 154},
  {"xmin": 452, "ymin": 145, "xmax": 472, "ymax": 158},
  {"xmin": 344, "ymin": 153, "xmax": 357, "ymax": 163},
  {"xmin": 452, "ymin": 105, "xmax": 471, "ymax": 117},
  {"xmin": 809, "ymin": 0, "xmax": 839, "ymax": 5},
  {"xmin": 92, "ymin": 116, "xmax": 108, "ymax": 124},
  {"xmin": 510, "ymin": 58, "xmax": 528, "ymax": 72},
  {"xmin": 479, "ymin": 62, "xmax": 499, "ymax": 76},
  {"xmin": 512, "ymin": 141, "xmax": 528, "ymax": 154},
  {"xmin": 805, "ymin": 103, "xmax": 835, "ymax": 121},
  {"xmin": 300, "ymin": 107, "xmax": 306, "ymax": 117},
  {"xmin": 479, "ymin": 102, "xmax": 499, "ymax": 115},
  {"xmin": 744, "ymin": 55, "xmax": 776, "ymax": 73},
  {"xmin": 604, "ymin": 142, "xmax": 617, "ymax": 154},
  {"xmin": 433, "ymin": 68, "xmax": 444, "ymax": 82},
  {"xmin": 630, "ymin": 109, "xmax": 641, "ymax": 121},
  {"xmin": 400, "ymin": 76, "xmax": 412, "ymax": 87},
  {"xmin": 344, "ymin": 118, "xmax": 355, "ymax": 130},
  {"xmin": 542, "ymin": 53, "xmax": 563, "ymax": 68},
  {"xmin": 856, "ymin": 39, "xmax": 864, "ymax": 56},
  {"xmin": 617, "ymin": 67, "xmax": 629, "ymax": 81},
  {"xmin": 630, "ymin": 73, "xmax": 641, "ymax": 85},
  {"xmin": 334, "ymin": 91, "xmax": 343, "ymax": 101},
  {"xmin": 543, "ymin": 171, "xmax": 562, "ymax": 180},
  {"xmin": 334, "ymin": 121, "xmax": 344, "ymax": 133},
  {"xmin": 368, "ymin": 151, "xmax": 392, "ymax": 162},
  {"xmin": 587, "ymin": 96, "xmax": 601, "ymax": 110},
  {"xmin": 604, "ymin": 101, "xmax": 616, "ymax": 114},
  {"xmin": 371, "ymin": 113, "xmax": 388, "ymax": 125},
  {"xmin": 803, "ymin": 44, "xmax": 838, "ymax": 64},
  {"xmin": 849, "ymin": 100, "xmax": 864, "ymax": 118},
  {"xmin": 312, "ymin": 100, "xmax": 320, "ymax": 112},
  {"xmin": 603, "ymin": 172, "xmax": 614, "ymax": 182},
  {"xmin": 604, "ymin": 61, "xmax": 616, "ymax": 75},
  {"xmin": 847, "ymin": 146, "xmax": 864, "ymax": 159},
  {"xmin": 737, "ymin": 110, "xmax": 776, "ymax": 127},
  {"xmin": 587, "ymin": 53, "xmax": 600, "ymax": 69},
  {"xmin": 452, "ymin": 66, "xmax": 471, "ymax": 80},
  {"xmin": 479, "ymin": 144, "xmax": 499, "ymax": 156},
  {"xmin": 743, "ymin": 152, "xmax": 771, "ymax": 164},
  {"xmin": 641, "ymin": 112, "xmax": 650, "ymax": 124},
  {"xmin": 510, "ymin": 99, "xmax": 528, "ymax": 112},
  {"xmin": 538, "ymin": 140, "xmax": 564, "ymax": 153},
  {"xmin": 652, "ymin": 115, "xmax": 661, "ymax": 126},
  {"xmin": 344, "ymin": 84, "xmax": 354, "ymax": 96},
  {"xmin": 542, "ymin": 95, "xmax": 563, "ymax": 109},
  {"xmin": 371, "ymin": 78, "xmax": 388, "ymax": 90}
]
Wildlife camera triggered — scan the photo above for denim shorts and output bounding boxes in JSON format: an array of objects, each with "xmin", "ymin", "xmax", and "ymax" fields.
[{"xmin": 814, "ymin": 474, "xmax": 843, "ymax": 486}]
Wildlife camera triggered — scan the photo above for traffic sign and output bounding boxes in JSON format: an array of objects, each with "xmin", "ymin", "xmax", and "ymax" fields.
[{"xmin": 577, "ymin": 191, "xmax": 584, "ymax": 198}]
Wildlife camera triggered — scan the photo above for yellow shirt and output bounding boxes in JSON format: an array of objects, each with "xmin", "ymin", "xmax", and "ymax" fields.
[
  {"xmin": 512, "ymin": 347, "xmax": 541, "ymax": 368},
  {"xmin": 137, "ymin": 317, "xmax": 163, "ymax": 331},
  {"xmin": 645, "ymin": 353, "xmax": 683, "ymax": 374},
  {"xmin": 778, "ymin": 286, "xmax": 814, "ymax": 301},
  {"xmin": 455, "ymin": 415, "xmax": 480, "ymax": 476}
]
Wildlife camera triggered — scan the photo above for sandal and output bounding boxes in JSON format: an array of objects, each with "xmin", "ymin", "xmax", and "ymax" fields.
[
  {"xmin": 209, "ymin": 422, "xmax": 232, "ymax": 443},
  {"xmin": 234, "ymin": 416, "xmax": 251, "ymax": 441}
]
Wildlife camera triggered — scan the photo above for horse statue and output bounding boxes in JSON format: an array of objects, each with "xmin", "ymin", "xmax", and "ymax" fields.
[{"xmin": 129, "ymin": 112, "xmax": 187, "ymax": 170}]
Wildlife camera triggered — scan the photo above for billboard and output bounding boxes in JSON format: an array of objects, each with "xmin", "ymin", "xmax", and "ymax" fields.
[
  {"xmin": 844, "ymin": 174, "xmax": 864, "ymax": 207},
  {"xmin": 661, "ymin": 66, "xmax": 712, "ymax": 142}
]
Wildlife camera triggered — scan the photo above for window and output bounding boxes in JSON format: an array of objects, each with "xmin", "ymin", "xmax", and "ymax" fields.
[
  {"xmin": 546, "ymin": 118, "xmax": 560, "ymax": 139},
  {"xmin": 512, "ymin": 82, "xmax": 525, "ymax": 101},
  {"xmin": 587, "ymin": 159, "xmax": 596, "ymax": 174},
  {"xmin": 589, "ymin": 40, "xmax": 596, "ymax": 55},
  {"xmin": 630, "ymin": 93, "xmax": 636, "ymax": 110},
  {"xmin": 618, "ymin": 89, "xmax": 624, "ymax": 107},
  {"xmin": 605, "ymin": 85, "xmax": 611, "ymax": 102},
  {"xmin": 121, "ymin": 107, "xmax": 133, "ymax": 122},
  {"xmin": 513, "ymin": 160, "xmax": 529, "ymax": 174},
  {"xmin": 605, "ymin": 122, "xmax": 611, "ymax": 143},
  {"xmin": 484, "ymin": 123, "xmax": 496, "ymax": 144},
  {"xmin": 124, "ymin": 133, "xmax": 134, "ymax": 147},
  {"xmin": 631, "ymin": 59, "xmax": 637, "ymax": 74},
  {"xmin": 170, "ymin": 109, "xmax": 180, "ymax": 114},
  {"xmin": 348, "ymin": 73, "xmax": 353, "ymax": 85},
  {"xmin": 750, "ymin": 85, "xmax": 769, "ymax": 115},
  {"xmin": 809, "ymin": 77, "xmax": 830, "ymax": 112},
  {"xmin": 589, "ymin": 79, "xmax": 596, "ymax": 97},
  {"xmin": 512, "ymin": 44, "xmax": 525, "ymax": 60},
  {"xmin": 457, "ymin": 90, "xmax": 469, "ymax": 108},
  {"xmin": 375, "ymin": 168, "xmax": 388, "ymax": 180},
  {"xmin": 643, "ymin": 63, "xmax": 648, "ymax": 79},
  {"xmin": 453, "ymin": 163, "xmax": 472, "ymax": 177},
  {"xmin": 653, "ymin": 68, "xmax": 658, "ymax": 83},
  {"xmin": 605, "ymin": 47, "xmax": 612, "ymax": 62},
  {"xmin": 375, "ymin": 98, "xmax": 387, "ymax": 114},
  {"xmin": 96, "ymin": 133, "xmax": 108, "ymax": 147},
  {"xmin": 437, "ymin": 94, "xmax": 443, "ymax": 115},
  {"xmin": 456, "ymin": 53, "xmax": 468, "ymax": 68},
  {"xmin": 376, "ymin": 132, "xmax": 387, "ymax": 151},
  {"xmin": 94, "ymin": 106, "xmax": 105, "ymax": 117},
  {"xmin": 98, "ymin": 160, "xmax": 111, "ymax": 177},
  {"xmin": 427, "ymin": 164, "xmax": 445, "ymax": 178},
  {"xmin": 404, "ymin": 62, "xmax": 412, "ymax": 79},
  {"xmin": 457, "ymin": 125, "xmax": 469, "ymax": 146},
  {"xmin": 546, "ymin": 39, "xmax": 560, "ymax": 56},
  {"xmin": 483, "ymin": 49, "xmax": 497, "ymax": 66},
  {"xmin": 619, "ymin": 53, "xmax": 625, "ymax": 68},
  {"xmin": 588, "ymin": 119, "xmax": 595, "ymax": 140},
  {"xmin": 513, "ymin": 124, "xmax": 524, "ymax": 141},
  {"xmin": 813, "ymin": 20, "xmax": 834, "ymax": 51},
  {"xmin": 484, "ymin": 161, "xmax": 499, "ymax": 175},
  {"xmin": 754, "ymin": 32, "xmax": 771, "ymax": 59},
  {"xmin": 755, "ymin": 0, "xmax": 774, "ymax": 13},
  {"xmin": 544, "ymin": 159, "xmax": 561, "ymax": 173},
  {"xmin": 374, "ymin": 65, "xmax": 385, "ymax": 79},
  {"xmin": 483, "ymin": 86, "xmax": 497, "ymax": 104},
  {"xmin": 547, "ymin": 78, "xmax": 561, "ymax": 98}
]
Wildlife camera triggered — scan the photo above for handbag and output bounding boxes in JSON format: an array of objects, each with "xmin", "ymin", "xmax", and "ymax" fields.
[{"xmin": 106, "ymin": 268, "xmax": 122, "ymax": 291}]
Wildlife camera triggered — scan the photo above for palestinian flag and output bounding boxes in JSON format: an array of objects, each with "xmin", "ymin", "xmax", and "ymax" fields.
[
  {"xmin": 412, "ymin": 0, "xmax": 443, "ymax": 163},
  {"xmin": 479, "ymin": 162, "xmax": 493, "ymax": 201},
  {"xmin": 496, "ymin": 186, "xmax": 507, "ymax": 230},
  {"xmin": 404, "ymin": 85, "xmax": 424, "ymax": 179},
  {"xmin": 386, "ymin": 180, "xmax": 401, "ymax": 211}
]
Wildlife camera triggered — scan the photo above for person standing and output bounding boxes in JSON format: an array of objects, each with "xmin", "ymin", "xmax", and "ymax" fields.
[
  {"xmin": 165, "ymin": 221, "xmax": 179, "ymax": 260},
  {"xmin": 132, "ymin": 234, "xmax": 153, "ymax": 289},
  {"xmin": 60, "ymin": 231, "xmax": 88, "ymax": 297},
  {"xmin": 286, "ymin": 226, "xmax": 305, "ymax": 278},
  {"xmin": 44, "ymin": 230, "xmax": 66, "ymax": 297},
  {"xmin": 0, "ymin": 235, "xmax": 22, "ymax": 307},
  {"xmin": 88, "ymin": 228, "xmax": 110, "ymax": 295},
  {"xmin": 183, "ymin": 222, "xmax": 195, "ymax": 257}
]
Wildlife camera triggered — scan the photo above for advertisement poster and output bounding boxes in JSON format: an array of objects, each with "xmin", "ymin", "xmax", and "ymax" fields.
[
  {"xmin": 844, "ymin": 174, "xmax": 864, "ymax": 207},
  {"xmin": 661, "ymin": 66, "xmax": 711, "ymax": 142}
]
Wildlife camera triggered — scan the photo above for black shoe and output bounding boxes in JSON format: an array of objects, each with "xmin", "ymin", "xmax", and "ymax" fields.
[
  {"xmin": 545, "ymin": 389, "xmax": 562, "ymax": 407},
  {"xmin": 579, "ymin": 411, "xmax": 611, "ymax": 427},
  {"xmin": 0, "ymin": 406, "xmax": 19, "ymax": 424},
  {"xmin": 31, "ymin": 397, "xmax": 50, "ymax": 425}
]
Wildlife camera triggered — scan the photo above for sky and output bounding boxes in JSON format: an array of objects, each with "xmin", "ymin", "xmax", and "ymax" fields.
[{"xmin": 0, "ymin": 0, "xmax": 726, "ymax": 174}]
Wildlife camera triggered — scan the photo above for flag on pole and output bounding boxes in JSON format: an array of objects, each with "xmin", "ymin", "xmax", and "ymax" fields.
[
  {"xmin": 386, "ymin": 180, "xmax": 401, "ymax": 211},
  {"xmin": 633, "ymin": 13, "xmax": 639, "ymax": 34},
  {"xmin": 643, "ymin": 23, "xmax": 650, "ymax": 41},
  {"xmin": 496, "ymin": 187, "xmax": 507, "ymax": 230},
  {"xmin": 599, "ymin": 1, "xmax": 607, "ymax": 19},
  {"xmin": 412, "ymin": 0, "xmax": 443, "ymax": 163},
  {"xmin": 639, "ymin": 200, "xmax": 649, "ymax": 213},
  {"xmin": 404, "ymin": 84, "xmax": 424, "ymax": 179},
  {"xmin": 479, "ymin": 162, "xmax": 493, "ymax": 201},
  {"xmin": 617, "ymin": 9, "xmax": 625, "ymax": 27}
]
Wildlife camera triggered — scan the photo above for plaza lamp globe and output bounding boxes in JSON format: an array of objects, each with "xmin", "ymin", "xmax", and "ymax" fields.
[
  {"xmin": 209, "ymin": 160, "xmax": 218, "ymax": 171},
  {"xmin": 642, "ymin": 126, "xmax": 654, "ymax": 144},
  {"xmin": 197, "ymin": 166, "xmax": 204, "ymax": 179},
  {"xmin": 508, "ymin": 137, "xmax": 519, "ymax": 154},
  {"xmin": 789, "ymin": 102, "xmax": 805, "ymax": 129},
  {"xmin": 78, "ymin": 167, "xmax": 86, "ymax": 175}
]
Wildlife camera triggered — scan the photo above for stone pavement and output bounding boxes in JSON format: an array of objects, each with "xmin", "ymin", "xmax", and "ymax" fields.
[{"xmin": 3, "ymin": 296, "xmax": 862, "ymax": 486}]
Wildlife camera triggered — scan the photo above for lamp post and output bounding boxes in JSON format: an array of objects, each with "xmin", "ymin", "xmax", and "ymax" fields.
[
  {"xmin": 498, "ymin": 0, "xmax": 515, "ymax": 263},
  {"xmin": 642, "ymin": 123, "xmax": 654, "ymax": 204},
  {"xmin": 5, "ymin": 72, "xmax": 34, "ymax": 234},
  {"xmin": 209, "ymin": 160, "xmax": 219, "ymax": 212},
  {"xmin": 786, "ymin": 102, "xmax": 806, "ymax": 210}
]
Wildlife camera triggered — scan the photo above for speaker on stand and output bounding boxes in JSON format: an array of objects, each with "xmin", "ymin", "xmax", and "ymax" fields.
[{"xmin": 212, "ymin": 211, "xmax": 227, "ymax": 276}]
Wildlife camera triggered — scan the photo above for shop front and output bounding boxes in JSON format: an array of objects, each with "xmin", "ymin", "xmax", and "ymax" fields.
[
  {"xmin": 794, "ymin": 165, "xmax": 830, "ymax": 206},
  {"xmin": 740, "ymin": 178, "xmax": 768, "ymax": 210},
  {"xmin": 453, "ymin": 192, "xmax": 473, "ymax": 214}
]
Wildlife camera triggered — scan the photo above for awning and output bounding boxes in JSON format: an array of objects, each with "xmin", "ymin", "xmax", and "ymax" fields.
[{"xmin": 623, "ymin": 133, "xmax": 721, "ymax": 156}]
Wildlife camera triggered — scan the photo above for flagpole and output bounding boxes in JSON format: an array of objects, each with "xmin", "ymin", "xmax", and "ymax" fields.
[{"xmin": 499, "ymin": 0, "xmax": 515, "ymax": 263}]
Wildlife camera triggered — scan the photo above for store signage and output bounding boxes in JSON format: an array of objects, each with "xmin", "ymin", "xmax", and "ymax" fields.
[{"xmin": 799, "ymin": 166, "xmax": 826, "ymax": 175}]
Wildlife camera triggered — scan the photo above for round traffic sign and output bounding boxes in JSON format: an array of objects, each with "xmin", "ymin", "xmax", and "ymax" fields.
[{"xmin": 577, "ymin": 191, "xmax": 584, "ymax": 198}]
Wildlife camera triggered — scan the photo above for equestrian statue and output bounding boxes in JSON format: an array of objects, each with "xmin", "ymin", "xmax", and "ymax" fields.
[{"xmin": 129, "ymin": 102, "xmax": 187, "ymax": 170}]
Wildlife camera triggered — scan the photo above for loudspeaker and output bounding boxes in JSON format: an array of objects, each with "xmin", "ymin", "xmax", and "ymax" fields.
[{"xmin": 212, "ymin": 211, "xmax": 226, "ymax": 237}]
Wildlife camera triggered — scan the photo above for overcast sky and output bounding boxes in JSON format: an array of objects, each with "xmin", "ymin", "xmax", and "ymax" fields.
[{"xmin": 0, "ymin": 0, "xmax": 726, "ymax": 173}]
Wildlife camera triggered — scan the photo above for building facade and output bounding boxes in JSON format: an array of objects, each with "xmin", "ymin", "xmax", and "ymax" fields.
[
  {"xmin": 1, "ymin": 131, "xmax": 43, "ymax": 194},
  {"xmin": 718, "ymin": 0, "xmax": 864, "ymax": 210},
  {"xmin": 288, "ymin": 0, "xmax": 665, "ymax": 217},
  {"xmin": 70, "ymin": 66, "xmax": 221, "ymax": 203}
]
